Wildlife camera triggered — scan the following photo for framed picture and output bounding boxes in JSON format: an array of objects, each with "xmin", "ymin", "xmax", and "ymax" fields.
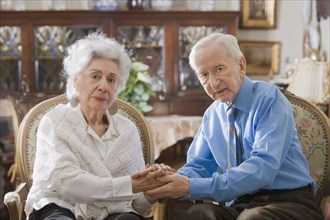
[
  {"xmin": 239, "ymin": 41, "xmax": 281, "ymax": 75},
  {"xmin": 240, "ymin": 0, "xmax": 277, "ymax": 29}
]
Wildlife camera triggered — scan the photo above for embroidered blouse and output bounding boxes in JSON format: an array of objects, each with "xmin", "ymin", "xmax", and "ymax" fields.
[{"xmin": 25, "ymin": 103, "xmax": 154, "ymax": 220}]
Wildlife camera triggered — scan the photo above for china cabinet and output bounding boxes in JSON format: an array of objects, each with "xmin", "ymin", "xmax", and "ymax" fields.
[
  {"xmin": 0, "ymin": 9, "xmax": 239, "ymax": 219},
  {"xmin": 0, "ymin": 10, "xmax": 239, "ymax": 116}
]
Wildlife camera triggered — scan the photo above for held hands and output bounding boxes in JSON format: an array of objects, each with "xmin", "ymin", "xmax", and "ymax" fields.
[
  {"xmin": 131, "ymin": 163, "xmax": 175, "ymax": 193},
  {"xmin": 145, "ymin": 174, "xmax": 190, "ymax": 199}
]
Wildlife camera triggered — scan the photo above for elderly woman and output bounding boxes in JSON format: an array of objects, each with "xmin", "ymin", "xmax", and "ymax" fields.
[{"xmin": 25, "ymin": 33, "xmax": 170, "ymax": 220}]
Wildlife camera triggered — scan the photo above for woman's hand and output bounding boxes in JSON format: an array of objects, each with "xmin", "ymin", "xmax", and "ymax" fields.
[
  {"xmin": 131, "ymin": 163, "xmax": 175, "ymax": 193},
  {"xmin": 132, "ymin": 163, "xmax": 175, "ymax": 179}
]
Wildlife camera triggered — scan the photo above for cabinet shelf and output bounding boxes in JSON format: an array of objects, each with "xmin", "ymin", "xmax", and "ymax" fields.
[
  {"xmin": 37, "ymin": 56, "xmax": 63, "ymax": 59},
  {"xmin": 126, "ymin": 45, "xmax": 163, "ymax": 49},
  {"xmin": 0, "ymin": 10, "xmax": 239, "ymax": 116},
  {"xmin": 0, "ymin": 56, "xmax": 20, "ymax": 60}
]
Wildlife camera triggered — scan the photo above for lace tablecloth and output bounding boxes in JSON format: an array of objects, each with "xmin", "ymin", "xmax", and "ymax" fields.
[{"xmin": 145, "ymin": 115, "xmax": 203, "ymax": 159}]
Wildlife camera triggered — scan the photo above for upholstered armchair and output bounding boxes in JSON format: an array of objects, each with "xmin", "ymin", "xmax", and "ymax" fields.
[
  {"xmin": 4, "ymin": 94, "xmax": 158, "ymax": 220},
  {"xmin": 282, "ymin": 89, "xmax": 330, "ymax": 216}
]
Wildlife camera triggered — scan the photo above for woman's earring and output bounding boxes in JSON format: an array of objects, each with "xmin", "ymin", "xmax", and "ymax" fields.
[
  {"xmin": 108, "ymin": 102, "xmax": 118, "ymax": 115},
  {"xmin": 70, "ymin": 94, "xmax": 79, "ymax": 108}
]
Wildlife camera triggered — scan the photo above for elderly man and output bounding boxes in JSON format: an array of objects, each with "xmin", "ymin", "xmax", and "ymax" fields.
[{"xmin": 145, "ymin": 33, "xmax": 324, "ymax": 220}]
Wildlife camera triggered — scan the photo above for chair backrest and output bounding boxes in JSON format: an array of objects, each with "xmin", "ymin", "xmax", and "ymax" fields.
[
  {"xmin": 15, "ymin": 94, "xmax": 154, "ymax": 189},
  {"xmin": 282, "ymin": 89, "xmax": 330, "ymax": 205}
]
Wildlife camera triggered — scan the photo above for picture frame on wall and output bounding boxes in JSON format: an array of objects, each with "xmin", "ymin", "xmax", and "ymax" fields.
[
  {"xmin": 239, "ymin": 41, "xmax": 281, "ymax": 75},
  {"xmin": 240, "ymin": 0, "xmax": 277, "ymax": 29}
]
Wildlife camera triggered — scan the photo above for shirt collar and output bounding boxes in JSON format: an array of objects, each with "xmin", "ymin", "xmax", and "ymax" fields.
[
  {"xmin": 231, "ymin": 76, "xmax": 253, "ymax": 113},
  {"xmin": 74, "ymin": 106, "xmax": 120, "ymax": 140},
  {"xmin": 105, "ymin": 112, "xmax": 120, "ymax": 138}
]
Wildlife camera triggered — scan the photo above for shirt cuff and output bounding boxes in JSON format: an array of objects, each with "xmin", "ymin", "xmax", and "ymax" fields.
[
  {"xmin": 132, "ymin": 193, "xmax": 156, "ymax": 217},
  {"xmin": 113, "ymin": 176, "xmax": 133, "ymax": 198},
  {"xmin": 144, "ymin": 194, "xmax": 158, "ymax": 204}
]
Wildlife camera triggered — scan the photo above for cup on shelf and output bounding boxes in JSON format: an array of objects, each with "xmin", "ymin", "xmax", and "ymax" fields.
[
  {"xmin": 50, "ymin": 0, "xmax": 67, "ymax": 10},
  {"xmin": 93, "ymin": 0, "xmax": 118, "ymax": 10},
  {"xmin": 186, "ymin": 0, "xmax": 214, "ymax": 11},
  {"xmin": 13, "ymin": 0, "xmax": 27, "ymax": 11},
  {"xmin": 152, "ymin": 0, "xmax": 173, "ymax": 11},
  {"xmin": 0, "ymin": 0, "xmax": 13, "ymax": 10},
  {"xmin": 127, "ymin": 0, "xmax": 145, "ymax": 10}
]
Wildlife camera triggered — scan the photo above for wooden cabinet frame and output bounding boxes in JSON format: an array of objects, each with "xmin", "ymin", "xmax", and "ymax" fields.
[{"xmin": 0, "ymin": 10, "xmax": 239, "ymax": 115}]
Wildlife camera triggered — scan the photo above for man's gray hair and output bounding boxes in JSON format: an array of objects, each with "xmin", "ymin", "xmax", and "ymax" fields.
[
  {"xmin": 63, "ymin": 32, "xmax": 131, "ymax": 99},
  {"xmin": 189, "ymin": 33, "xmax": 243, "ymax": 72}
]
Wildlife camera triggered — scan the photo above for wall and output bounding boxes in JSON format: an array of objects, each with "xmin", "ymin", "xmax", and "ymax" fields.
[{"xmin": 214, "ymin": 0, "xmax": 330, "ymax": 80}]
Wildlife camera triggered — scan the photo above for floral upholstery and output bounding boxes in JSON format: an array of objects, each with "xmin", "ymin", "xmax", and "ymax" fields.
[{"xmin": 284, "ymin": 89, "xmax": 330, "ymax": 205}]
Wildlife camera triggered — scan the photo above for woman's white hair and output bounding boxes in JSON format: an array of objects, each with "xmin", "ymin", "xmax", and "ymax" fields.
[
  {"xmin": 189, "ymin": 33, "xmax": 243, "ymax": 73},
  {"xmin": 63, "ymin": 32, "xmax": 132, "ymax": 99}
]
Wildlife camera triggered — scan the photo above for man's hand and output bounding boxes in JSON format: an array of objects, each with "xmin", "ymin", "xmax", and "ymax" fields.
[
  {"xmin": 132, "ymin": 163, "xmax": 175, "ymax": 178},
  {"xmin": 144, "ymin": 174, "xmax": 190, "ymax": 199}
]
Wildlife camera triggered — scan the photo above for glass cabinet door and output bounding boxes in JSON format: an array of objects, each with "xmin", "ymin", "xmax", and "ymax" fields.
[
  {"xmin": 178, "ymin": 26, "xmax": 227, "ymax": 91},
  {"xmin": 0, "ymin": 26, "xmax": 22, "ymax": 92},
  {"xmin": 117, "ymin": 25, "xmax": 166, "ymax": 95},
  {"xmin": 34, "ymin": 25, "xmax": 102, "ymax": 94}
]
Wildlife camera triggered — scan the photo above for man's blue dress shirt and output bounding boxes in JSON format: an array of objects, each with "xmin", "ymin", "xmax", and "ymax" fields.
[{"xmin": 177, "ymin": 76, "xmax": 316, "ymax": 203}]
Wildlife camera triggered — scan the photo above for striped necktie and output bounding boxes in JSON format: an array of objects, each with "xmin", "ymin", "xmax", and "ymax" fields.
[{"xmin": 226, "ymin": 106, "xmax": 243, "ymax": 168}]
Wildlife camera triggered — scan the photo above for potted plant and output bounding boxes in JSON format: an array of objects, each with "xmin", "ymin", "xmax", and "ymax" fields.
[{"xmin": 118, "ymin": 61, "xmax": 156, "ymax": 113}]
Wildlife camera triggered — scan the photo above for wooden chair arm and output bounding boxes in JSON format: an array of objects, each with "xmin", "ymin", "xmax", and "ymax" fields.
[
  {"xmin": 4, "ymin": 183, "xmax": 29, "ymax": 220},
  {"xmin": 154, "ymin": 198, "xmax": 174, "ymax": 220}
]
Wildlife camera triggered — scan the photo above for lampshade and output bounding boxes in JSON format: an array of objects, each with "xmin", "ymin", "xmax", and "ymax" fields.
[{"xmin": 287, "ymin": 60, "xmax": 330, "ymax": 103}]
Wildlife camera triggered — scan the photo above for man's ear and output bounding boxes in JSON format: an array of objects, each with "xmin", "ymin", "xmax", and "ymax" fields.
[{"xmin": 239, "ymin": 56, "xmax": 247, "ymax": 76}]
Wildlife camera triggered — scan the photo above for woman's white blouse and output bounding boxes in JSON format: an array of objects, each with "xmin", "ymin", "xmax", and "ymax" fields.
[{"xmin": 25, "ymin": 103, "xmax": 154, "ymax": 220}]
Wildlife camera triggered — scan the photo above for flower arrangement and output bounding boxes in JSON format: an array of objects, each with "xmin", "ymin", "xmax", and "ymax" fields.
[{"xmin": 118, "ymin": 61, "xmax": 156, "ymax": 113}]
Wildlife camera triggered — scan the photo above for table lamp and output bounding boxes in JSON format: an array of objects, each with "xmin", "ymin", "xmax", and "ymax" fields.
[{"xmin": 287, "ymin": 60, "xmax": 330, "ymax": 114}]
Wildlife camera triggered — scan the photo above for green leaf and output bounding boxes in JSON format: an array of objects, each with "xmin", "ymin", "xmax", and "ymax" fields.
[{"xmin": 118, "ymin": 60, "xmax": 157, "ymax": 113}]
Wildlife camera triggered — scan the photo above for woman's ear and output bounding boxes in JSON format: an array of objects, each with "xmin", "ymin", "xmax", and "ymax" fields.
[
  {"xmin": 73, "ymin": 75, "xmax": 79, "ymax": 91},
  {"xmin": 70, "ymin": 76, "xmax": 80, "ymax": 108}
]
